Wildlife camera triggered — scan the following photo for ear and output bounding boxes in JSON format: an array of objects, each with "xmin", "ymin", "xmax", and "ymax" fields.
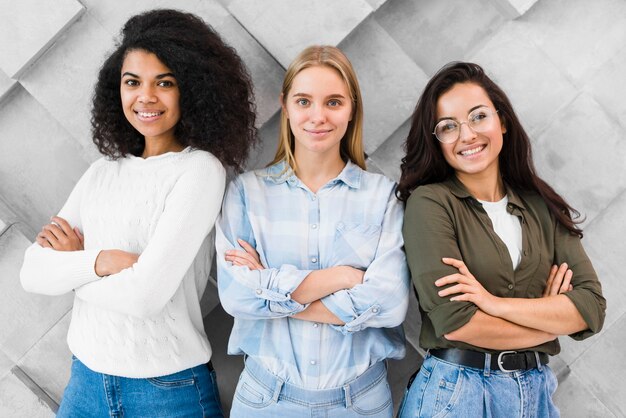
[
  {"xmin": 280, "ymin": 93, "xmax": 288, "ymax": 119},
  {"xmin": 500, "ymin": 118, "xmax": 507, "ymax": 134}
]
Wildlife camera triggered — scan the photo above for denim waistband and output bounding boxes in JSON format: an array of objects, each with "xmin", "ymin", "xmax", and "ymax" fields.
[{"xmin": 243, "ymin": 357, "xmax": 386, "ymax": 408}]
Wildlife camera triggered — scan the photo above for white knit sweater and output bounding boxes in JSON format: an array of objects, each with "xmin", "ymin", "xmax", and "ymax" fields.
[{"xmin": 20, "ymin": 147, "xmax": 226, "ymax": 378}]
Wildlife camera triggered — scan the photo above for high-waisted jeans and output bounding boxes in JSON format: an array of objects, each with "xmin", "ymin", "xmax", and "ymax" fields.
[
  {"xmin": 56, "ymin": 356, "xmax": 224, "ymax": 417},
  {"xmin": 397, "ymin": 352, "xmax": 559, "ymax": 418}
]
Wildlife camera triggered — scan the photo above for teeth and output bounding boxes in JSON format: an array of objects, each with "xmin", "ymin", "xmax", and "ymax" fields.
[
  {"xmin": 138, "ymin": 111, "xmax": 162, "ymax": 117},
  {"xmin": 461, "ymin": 146, "xmax": 484, "ymax": 156}
]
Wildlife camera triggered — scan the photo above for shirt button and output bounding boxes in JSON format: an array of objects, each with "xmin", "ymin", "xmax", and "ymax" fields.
[
  {"xmin": 372, "ymin": 307, "xmax": 379, "ymax": 314},
  {"xmin": 523, "ymin": 250, "xmax": 528, "ymax": 256},
  {"xmin": 310, "ymin": 360, "xmax": 316, "ymax": 365},
  {"xmin": 313, "ymin": 323, "xmax": 319, "ymax": 328},
  {"xmin": 312, "ymin": 195, "xmax": 317, "ymax": 200},
  {"xmin": 507, "ymin": 284, "xmax": 514, "ymax": 290},
  {"xmin": 311, "ymin": 257, "xmax": 317, "ymax": 263},
  {"xmin": 311, "ymin": 224, "xmax": 317, "ymax": 229},
  {"xmin": 255, "ymin": 289, "xmax": 262, "ymax": 295}
]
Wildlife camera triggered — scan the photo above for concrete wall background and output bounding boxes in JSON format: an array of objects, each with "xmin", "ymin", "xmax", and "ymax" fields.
[{"xmin": 1, "ymin": 0, "xmax": 625, "ymax": 416}]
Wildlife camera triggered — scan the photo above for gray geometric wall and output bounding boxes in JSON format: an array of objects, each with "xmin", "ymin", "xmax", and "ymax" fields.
[{"xmin": 1, "ymin": 0, "xmax": 625, "ymax": 416}]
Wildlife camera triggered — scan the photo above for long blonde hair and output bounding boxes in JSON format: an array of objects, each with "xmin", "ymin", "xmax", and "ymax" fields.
[{"xmin": 268, "ymin": 45, "xmax": 366, "ymax": 171}]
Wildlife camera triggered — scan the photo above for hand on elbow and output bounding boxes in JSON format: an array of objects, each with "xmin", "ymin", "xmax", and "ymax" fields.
[
  {"xmin": 336, "ymin": 266, "xmax": 364, "ymax": 289},
  {"xmin": 95, "ymin": 249, "xmax": 139, "ymax": 276},
  {"xmin": 36, "ymin": 216, "xmax": 84, "ymax": 251}
]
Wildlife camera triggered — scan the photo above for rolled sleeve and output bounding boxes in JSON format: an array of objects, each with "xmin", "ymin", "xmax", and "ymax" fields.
[
  {"xmin": 554, "ymin": 222, "xmax": 606, "ymax": 340},
  {"xmin": 403, "ymin": 187, "xmax": 478, "ymax": 338},
  {"xmin": 321, "ymin": 190, "xmax": 410, "ymax": 334},
  {"xmin": 216, "ymin": 178, "xmax": 311, "ymax": 319}
]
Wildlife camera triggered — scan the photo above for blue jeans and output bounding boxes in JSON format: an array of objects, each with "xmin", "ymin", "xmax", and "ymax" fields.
[
  {"xmin": 230, "ymin": 357, "xmax": 393, "ymax": 417},
  {"xmin": 56, "ymin": 356, "xmax": 223, "ymax": 417},
  {"xmin": 397, "ymin": 352, "xmax": 559, "ymax": 418}
]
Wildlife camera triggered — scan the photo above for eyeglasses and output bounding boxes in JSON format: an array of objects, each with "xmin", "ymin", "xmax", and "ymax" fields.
[{"xmin": 433, "ymin": 108, "xmax": 499, "ymax": 144}]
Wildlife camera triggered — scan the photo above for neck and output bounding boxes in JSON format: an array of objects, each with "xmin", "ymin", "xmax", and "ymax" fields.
[
  {"xmin": 457, "ymin": 170, "xmax": 505, "ymax": 202},
  {"xmin": 142, "ymin": 137, "xmax": 184, "ymax": 158},
  {"xmin": 294, "ymin": 151, "xmax": 346, "ymax": 193}
]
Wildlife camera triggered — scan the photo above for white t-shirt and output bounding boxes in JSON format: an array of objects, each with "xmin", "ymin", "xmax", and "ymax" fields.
[{"xmin": 478, "ymin": 195, "xmax": 522, "ymax": 269}]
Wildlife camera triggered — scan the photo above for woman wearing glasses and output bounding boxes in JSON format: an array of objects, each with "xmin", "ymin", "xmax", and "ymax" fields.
[
  {"xmin": 216, "ymin": 45, "xmax": 410, "ymax": 417},
  {"xmin": 396, "ymin": 62, "xmax": 605, "ymax": 417}
]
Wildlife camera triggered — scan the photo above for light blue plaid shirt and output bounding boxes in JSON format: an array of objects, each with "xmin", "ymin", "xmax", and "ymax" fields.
[{"xmin": 216, "ymin": 160, "xmax": 410, "ymax": 389}]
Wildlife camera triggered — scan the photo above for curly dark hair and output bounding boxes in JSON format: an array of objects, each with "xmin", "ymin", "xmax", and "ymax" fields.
[
  {"xmin": 397, "ymin": 62, "xmax": 583, "ymax": 237},
  {"xmin": 91, "ymin": 9, "xmax": 257, "ymax": 171}
]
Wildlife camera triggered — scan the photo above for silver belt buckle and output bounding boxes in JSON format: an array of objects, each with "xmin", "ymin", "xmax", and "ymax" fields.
[{"xmin": 497, "ymin": 350, "xmax": 518, "ymax": 372}]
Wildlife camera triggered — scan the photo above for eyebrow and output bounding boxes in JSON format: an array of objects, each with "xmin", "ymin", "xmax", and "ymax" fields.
[
  {"xmin": 121, "ymin": 72, "xmax": 176, "ymax": 79},
  {"xmin": 436, "ymin": 104, "xmax": 488, "ymax": 123},
  {"xmin": 291, "ymin": 92, "xmax": 347, "ymax": 99}
]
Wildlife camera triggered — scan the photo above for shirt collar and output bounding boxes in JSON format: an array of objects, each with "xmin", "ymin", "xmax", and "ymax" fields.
[
  {"xmin": 444, "ymin": 175, "xmax": 526, "ymax": 211},
  {"xmin": 261, "ymin": 160, "xmax": 363, "ymax": 189}
]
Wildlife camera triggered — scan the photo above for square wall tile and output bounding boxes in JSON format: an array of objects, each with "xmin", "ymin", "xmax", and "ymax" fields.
[
  {"xmin": 469, "ymin": 21, "xmax": 578, "ymax": 137},
  {"xmin": 0, "ymin": 372, "xmax": 53, "ymax": 417},
  {"xmin": 0, "ymin": 0, "xmax": 84, "ymax": 78},
  {"xmin": 369, "ymin": 117, "xmax": 411, "ymax": 182},
  {"xmin": 340, "ymin": 18, "xmax": 428, "ymax": 155},
  {"xmin": 19, "ymin": 13, "xmax": 113, "ymax": 162},
  {"xmin": 376, "ymin": 0, "xmax": 507, "ymax": 76},
  {"xmin": 571, "ymin": 314, "xmax": 626, "ymax": 416},
  {"xmin": 0, "ymin": 226, "xmax": 73, "ymax": 362},
  {"xmin": 586, "ymin": 44, "xmax": 626, "ymax": 132},
  {"xmin": 521, "ymin": 0, "xmax": 626, "ymax": 85},
  {"xmin": 0, "ymin": 86, "xmax": 90, "ymax": 236},
  {"xmin": 228, "ymin": 0, "xmax": 373, "ymax": 68},
  {"xmin": 19, "ymin": 312, "xmax": 72, "ymax": 403},
  {"xmin": 554, "ymin": 369, "xmax": 616, "ymax": 417},
  {"xmin": 0, "ymin": 69, "xmax": 17, "ymax": 105},
  {"xmin": 532, "ymin": 93, "xmax": 626, "ymax": 225}
]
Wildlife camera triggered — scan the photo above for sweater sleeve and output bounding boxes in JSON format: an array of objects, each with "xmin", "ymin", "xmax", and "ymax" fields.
[
  {"xmin": 74, "ymin": 156, "xmax": 226, "ymax": 318},
  {"xmin": 20, "ymin": 162, "xmax": 102, "ymax": 295}
]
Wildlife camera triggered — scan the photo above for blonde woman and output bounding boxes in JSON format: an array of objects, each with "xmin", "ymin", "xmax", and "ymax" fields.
[{"xmin": 216, "ymin": 46, "xmax": 410, "ymax": 417}]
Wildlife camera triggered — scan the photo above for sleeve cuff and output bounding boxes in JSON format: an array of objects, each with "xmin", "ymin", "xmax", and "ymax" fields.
[{"xmin": 322, "ymin": 291, "xmax": 382, "ymax": 334}]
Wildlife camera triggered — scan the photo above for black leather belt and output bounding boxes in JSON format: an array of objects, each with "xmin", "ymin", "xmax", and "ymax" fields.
[
  {"xmin": 207, "ymin": 360, "xmax": 215, "ymax": 372},
  {"xmin": 430, "ymin": 348, "xmax": 549, "ymax": 372}
]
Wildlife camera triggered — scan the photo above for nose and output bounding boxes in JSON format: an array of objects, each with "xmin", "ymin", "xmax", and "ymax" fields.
[
  {"xmin": 309, "ymin": 104, "xmax": 326, "ymax": 124},
  {"xmin": 458, "ymin": 121, "xmax": 477, "ymax": 142},
  {"xmin": 138, "ymin": 85, "xmax": 157, "ymax": 103}
]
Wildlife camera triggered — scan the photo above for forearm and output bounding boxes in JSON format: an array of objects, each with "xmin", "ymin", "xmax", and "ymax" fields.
[
  {"xmin": 291, "ymin": 267, "xmax": 354, "ymax": 304},
  {"xmin": 292, "ymin": 300, "xmax": 344, "ymax": 325},
  {"xmin": 494, "ymin": 295, "xmax": 588, "ymax": 335},
  {"xmin": 445, "ymin": 310, "xmax": 556, "ymax": 350}
]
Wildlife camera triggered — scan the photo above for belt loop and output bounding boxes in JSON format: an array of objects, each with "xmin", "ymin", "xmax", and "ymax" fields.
[
  {"xmin": 272, "ymin": 377, "xmax": 284, "ymax": 403},
  {"xmin": 343, "ymin": 384, "xmax": 352, "ymax": 408},
  {"xmin": 483, "ymin": 353, "xmax": 491, "ymax": 377},
  {"xmin": 534, "ymin": 351, "xmax": 543, "ymax": 371}
]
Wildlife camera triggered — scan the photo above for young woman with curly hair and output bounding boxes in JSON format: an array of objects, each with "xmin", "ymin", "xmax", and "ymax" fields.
[
  {"xmin": 396, "ymin": 62, "xmax": 605, "ymax": 417},
  {"xmin": 216, "ymin": 45, "xmax": 410, "ymax": 417},
  {"xmin": 20, "ymin": 9, "xmax": 256, "ymax": 417}
]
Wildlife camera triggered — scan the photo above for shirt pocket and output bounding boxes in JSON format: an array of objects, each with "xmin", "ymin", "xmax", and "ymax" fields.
[{"xmin": 330, "ymin": 222, "xmax": 382, "ymax": 269}]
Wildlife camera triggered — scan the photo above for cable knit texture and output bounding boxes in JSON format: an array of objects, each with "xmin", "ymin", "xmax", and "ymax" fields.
[{"xmin": 20, "ymin": 147, "xmax": 226, "ymax": 378}]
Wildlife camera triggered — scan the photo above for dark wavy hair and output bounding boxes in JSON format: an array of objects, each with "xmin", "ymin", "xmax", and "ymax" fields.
[
  {"xmin": 91, "ymin": 9, "xmax": 257, "ymax": 171},
  {"xmin": 397, "ymin": 62, "xmax": 582, "ymax": 237}
]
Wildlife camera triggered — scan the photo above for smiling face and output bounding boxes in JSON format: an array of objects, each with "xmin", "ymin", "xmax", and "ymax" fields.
[
  {"xmin": 436, "ymin": 82, "xmax": 506, "ymax": 184},
  {"xmin": 283, "ymin": 65, "xmax": 353, "ymax": 162},
  {"xmin": 120, "ymin": 49, "xmax": 181, "ymax": 145}
]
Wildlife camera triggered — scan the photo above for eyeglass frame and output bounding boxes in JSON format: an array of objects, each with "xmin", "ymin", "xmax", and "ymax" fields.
[{"xmin": 432, "ymin": 108, "xmax": 500, "ymax": 144}]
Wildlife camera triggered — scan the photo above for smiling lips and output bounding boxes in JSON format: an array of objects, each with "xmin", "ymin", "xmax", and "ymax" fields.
[
  {"xmin": 135, "ymin": 110, "xmax": 165, "ymax": 121},
  {"xmin": 459, "ymin": 144, "xmax": 486, "ymax": 157},
  {"xmin": 304, "ymin": 128, "xmax": 332, "ymax": 136}
]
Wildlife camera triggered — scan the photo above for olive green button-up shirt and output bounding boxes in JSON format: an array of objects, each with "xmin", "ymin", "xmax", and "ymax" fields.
[{"xmin": 403, "ymin": 177, "xmax": 606, "ymax": 355}]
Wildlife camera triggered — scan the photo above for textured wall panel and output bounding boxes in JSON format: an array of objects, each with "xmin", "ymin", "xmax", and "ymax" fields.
[
  {"xmin": 228, "ymin": 0, "xmax": 372, "ymax": 67},
  {"xmin": 0, "ymin": 0, "xmax": 83, "ymax": 78},
  {"xmin": 0, "ymin": 87, "xmax": 89, "ymax": 237},
  {"xmin": 0, "ymin": 372, "xmax": 53, "ymax": 418}
]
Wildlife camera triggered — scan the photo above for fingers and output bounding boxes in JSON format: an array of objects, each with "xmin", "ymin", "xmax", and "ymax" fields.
[
  {"xmin": 42, "ymin": 223, "xmax": 65, "ymax": 242},
  {"xmin": 435, "ymin": 273, "xmax": 474, "ymax": 287},
  {"xmin": 51, "ymin": 216, "xmax": 73, "ymax": 236},
  {"xmin": 543, "ymin": 265, "xmax": 558, "ymax": 297},
  {"xmin": 74, "ymin": 227, "xmax": 85, "ymax": 246},
  {"xmin": 36, "ymin": 233, "xmax": 53, "ymax": 248},
  {"xmin": 438, "ymin": 283, "xmax": 473, "ymax": 298},
  {"xmin": 237, "ymin": 239, "xmax": 260, "ymax": 257},
  {"xmin": 559, "ymin": 268, "xmax": 573, "ymax": 294},
  {"xmin": 442, "ymin": 257, "xmax": 475, "ymax": 279},
  {"xmin": 225, "ymin": 249, "xmax": 263, "ymax": 270}
]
